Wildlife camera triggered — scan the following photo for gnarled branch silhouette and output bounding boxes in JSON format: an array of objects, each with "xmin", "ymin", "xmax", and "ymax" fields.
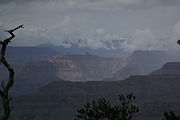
[{"xmin": 0, "ymin": 25, "xmax": 23, "ymax": 120}]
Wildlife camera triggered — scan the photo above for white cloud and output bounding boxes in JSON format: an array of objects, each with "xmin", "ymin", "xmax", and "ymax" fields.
[
  {"xmin": 0, "ymin": 0, "xmax": 180, "ymax": 52},
  {"xmin": 119, "ymin": 22, "xmax": 180, "ymax": 52},
  {"xmin": 121, "ymin": 29, "xmax": 156, "ymax": 51},
  {"xmin": 1, "ymin": 0, "xmax": 180, "ymax": 11},
  {"xmin": 167, "ymin": 21, "xmax": 180, "ymax": 50},
  {"xmin": 119, "ymin": 28, "xmax": 178, "ymax": 52},
  {"xmin": 96, "ymin": 28, "xmax": 105, "ymax": 35},
  {"xmin": 10, "ymin": 26, "xmax": 50, "ymax": 46},
  {"xmin": 173, "ymin": 21, "xmax": 180, "ymax": 36},
  {"xmin": 59, "ymin": 16, "xmax": 72, "ymax": 26}
]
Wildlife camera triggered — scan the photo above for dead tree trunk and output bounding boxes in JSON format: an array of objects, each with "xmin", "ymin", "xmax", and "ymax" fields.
[{"xmin": 0, "ymin": 25, "xmax": 23, "ymax": 120}]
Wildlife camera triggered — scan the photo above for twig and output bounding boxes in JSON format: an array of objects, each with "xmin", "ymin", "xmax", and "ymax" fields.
[{"xmin": 0, "ymin": 25, "xmax": 23, "ymax": 120}]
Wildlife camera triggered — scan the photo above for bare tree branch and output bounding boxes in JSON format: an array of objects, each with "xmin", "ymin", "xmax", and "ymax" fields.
[{"xmin": 0, "ymin": 25, "xmax": 23, "ymax": 120}]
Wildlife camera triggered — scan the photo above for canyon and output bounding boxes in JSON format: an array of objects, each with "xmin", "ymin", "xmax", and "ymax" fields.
[{"xmin": 10, "ymin": 62, "xmax": 180, "ymax": 120}]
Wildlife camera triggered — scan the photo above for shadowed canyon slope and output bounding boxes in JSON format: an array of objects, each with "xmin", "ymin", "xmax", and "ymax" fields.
[{"xmin": 11, "ymin": 62, "xmax": 180, "ymax": 120}]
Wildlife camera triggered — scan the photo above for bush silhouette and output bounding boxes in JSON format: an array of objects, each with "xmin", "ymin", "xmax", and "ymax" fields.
[
  {"xmin": 75, "ymin": 93, "xmax": 139, "ymax": 120},
  {"xmin": 163, "ymin": 111, "xmax": 180, "ymax": 120}
]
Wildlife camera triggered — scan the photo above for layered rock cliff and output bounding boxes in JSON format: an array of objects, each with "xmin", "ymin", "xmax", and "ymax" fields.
[{"xmin": 53, "ymin": 54, "xmax": 125, "ymax": 81}]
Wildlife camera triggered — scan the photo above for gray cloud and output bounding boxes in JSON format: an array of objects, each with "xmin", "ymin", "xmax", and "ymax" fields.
[
  {"xmin": 1, "ymin": 0, "xmax": 180, "ymax": 10},
  {"xmin": 0, "ymin": 0, "xmax": 180, "ymax": 51}
]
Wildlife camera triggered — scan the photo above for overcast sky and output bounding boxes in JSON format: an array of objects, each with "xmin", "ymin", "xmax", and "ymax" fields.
[{"xmin": 1, "ymin": 0, "xmax": 180, "ymax": 51}]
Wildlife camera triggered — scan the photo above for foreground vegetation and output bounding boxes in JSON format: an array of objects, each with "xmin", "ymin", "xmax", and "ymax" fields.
[{"xmin": 75, "ymin": 93, "xmax": 179, "ymax": 120}]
